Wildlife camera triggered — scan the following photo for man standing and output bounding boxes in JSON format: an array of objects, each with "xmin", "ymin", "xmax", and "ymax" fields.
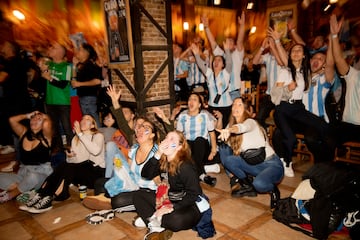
[{"xmin": 41, "ymin": 42, "xmax": 72, "ymax": 150}]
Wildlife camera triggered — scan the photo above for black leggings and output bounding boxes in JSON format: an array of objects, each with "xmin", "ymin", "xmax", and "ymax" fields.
[
  {"xmin": 38, "ymin": 161, "xmax": 104, "ymax": 200},
  {"xmin": 133, "ymin": 188, "xmax": 201, "ymax": 232},
  {"xmin": 187, "ymin": 137, "xmax": 210, "ymax": 176}
]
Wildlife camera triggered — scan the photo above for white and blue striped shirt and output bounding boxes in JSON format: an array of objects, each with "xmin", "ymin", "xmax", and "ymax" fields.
[
  {"xmin": 213, "ymin": 46, "xmax": 244, "ymax": 92},
  {"xmin": 262, "ymin": 53, "xmax": 282, "ymax": 95},
  {"xmin": 176, "ymin": 109, "xmax": 215, "ymax": 141},
  {"xmin": 174, "ymin": 58, "xmax": 189, "ymax": 91},
  {"xmin": 205, "ymin": 68, "xmax": 233, "ymax": 107},
  {"xmin": 187, "ymin": 56, "xmax": 206, "ymax": 87},
  {"xmin": 302, "ymin": 73, "xmax": 332, "ymax": 122},
  {"xmin": 128, "ymin": 143, "xmax": 158, "ymax": 191}
]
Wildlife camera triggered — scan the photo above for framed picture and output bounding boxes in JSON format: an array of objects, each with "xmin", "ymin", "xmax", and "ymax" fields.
[
  {"xmin": 266, "ymin": 4, "xmax": 297, "ymax": 41},
  {"xmin": 103, "ymin": 0, "xmax": 134, "ymax": 66}
]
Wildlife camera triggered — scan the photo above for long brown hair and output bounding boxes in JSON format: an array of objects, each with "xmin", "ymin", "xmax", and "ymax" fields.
[
  {"xmin": 159, "ymin": 131, "xmax": 192, "ymax": 176},
  {"xmin": 228, "ymin": 98, "xmax": 252, "ymax": 155}
]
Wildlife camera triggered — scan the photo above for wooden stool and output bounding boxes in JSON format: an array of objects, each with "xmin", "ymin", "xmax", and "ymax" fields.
[
  {"xmin": 334, "ymin": 141, "xmax": 360, "ymax": 164},
  {"xmin": 293, "ymin": 134, "xmax": 314, "ymax": 163}
]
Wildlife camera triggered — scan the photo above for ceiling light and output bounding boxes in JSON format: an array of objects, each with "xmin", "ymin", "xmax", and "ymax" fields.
[
  {"xmin": 13, "ymin": 10, "xmax": 25, "ymax": 20},
  {"xmin": 199, "ymin": 23, "xmax": 204, "ymax": 31},
  {"xmin": 214, "ymin": 0, "xmax": 221, "ymax": 5},
  {"xmin": 183, "ymin": 22, "xmax": 189, "ymax": 31},
  {"xmin": 329, "ymin": 0, "xmax": 338, "ymax": 3},
  {"xmin": 250, "ymin": 26, "xmax": 256, "ymax": 34},
  {"xmin": 324, "ymin": 4, "xmax": 331, "ymax": 11},
  {"xmin": 247, "ymin": 2, "xmax": 254, "ymax": 10}
]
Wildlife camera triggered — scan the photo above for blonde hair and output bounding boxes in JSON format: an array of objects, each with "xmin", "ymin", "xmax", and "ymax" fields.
[{"xmin": 159, "ymin": 131, "xmax": 192, "ymax": 176}]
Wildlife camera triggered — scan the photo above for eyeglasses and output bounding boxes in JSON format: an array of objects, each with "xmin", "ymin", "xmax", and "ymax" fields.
[{"xmin": 138, "ymin": 124, "xmax": 154, "ymax": 132}]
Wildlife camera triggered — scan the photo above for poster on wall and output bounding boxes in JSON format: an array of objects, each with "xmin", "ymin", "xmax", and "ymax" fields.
[
  {"xmin": 267, "ymin": 4, "xmax": 297, "ymax": 42},
  {"xmin": 103, "ymin": 0, "xmax": 134, "ymax": 66}
]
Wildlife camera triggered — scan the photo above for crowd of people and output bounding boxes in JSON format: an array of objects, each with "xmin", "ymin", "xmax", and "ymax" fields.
[{"xmin": 0, "ymin": 9, "xmax": 359, "ymax": 240}]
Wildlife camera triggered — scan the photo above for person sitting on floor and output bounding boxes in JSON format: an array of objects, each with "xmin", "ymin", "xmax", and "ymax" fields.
[
  {"xmin": 134, "ymin": 130, "xmax": 215, "ymax": 240},
  {"xmin": 19, "ymin": 114, "xmax": 105, "ymax": 213},
  {"xmin": 81, "ymin": 117, "xmax": 160, "ymax": 212},
  {"xmin": 0, "ymin": 111, "xmax": 53, "ymax": 203}
]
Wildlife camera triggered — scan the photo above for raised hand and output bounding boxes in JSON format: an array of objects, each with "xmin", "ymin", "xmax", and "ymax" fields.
[
  {"xmin": 287, "ymin": 18, "xmax": 296, "ymax": 31},
  {"xmin": 267, "ymin": 27, "xmax": 281, "ymax": 42},
  {"xmin": 238, "ymin": 11, "xmax": 245, "ymax": 25},
  {"xmin": 330, "ymin": 14, "xmax": 343, "ymax": 35},
  {"xmin": 73, "ymin": 120, "xmax": 81, "ymax": 135},
  {"xmin": 201, "ymin": 15, "xmax": 209, "ymax": 28},
  {"xmin": 190, "ymin": 43, "xmax": 200, "ymax": 55},
  {"xmin": 153, "ymin": 107, "xmax": 167, "ymax": 122},
  {"xmin": 106, "ymin": 84, "xmax": 121, "ymax": 102}
]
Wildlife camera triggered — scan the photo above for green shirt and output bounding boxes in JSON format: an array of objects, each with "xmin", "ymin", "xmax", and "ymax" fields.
[{"xmin": 46, "ymin": 61, "xmax": 71, "ymax": 105}]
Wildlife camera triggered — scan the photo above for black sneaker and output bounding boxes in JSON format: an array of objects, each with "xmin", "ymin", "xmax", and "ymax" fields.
[
  {"xmin": 203, "ymin": 175, "xmax": 217, "ymax": 187},
  {"xmin": 28, "ymin": 196, "xmax": 53, "ymax": 213},
  {"xmin": 19, "ymin": 193, "xmax": 42, "ymax": 211},
  {"xmin": 230, "ymin": 176, "xmax": 241, "ymax": 193}
]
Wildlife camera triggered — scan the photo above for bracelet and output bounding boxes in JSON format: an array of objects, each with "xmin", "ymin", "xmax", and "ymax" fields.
[
  {"xmin": 77, "ymin": 132, "xmax": 83, "ymax": 138},
  {"xmin": 275, "ymin": 39, "xmax": 280, "ymax": 44},
  {"xmin": 71, "ymin": 77, "xmax": 77, "ymax": 80},
  {"xmin": 331, "ymin": 34, "xmax": 338, "ymax": 39},
  {"xmin": 290, "ymin": 29, "xmax": 296, "ymax": 33}
]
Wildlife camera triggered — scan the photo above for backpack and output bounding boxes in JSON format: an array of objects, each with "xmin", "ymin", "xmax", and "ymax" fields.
[{"xmin": 273, "ymin": 197, "xmax": 310, "ymax": 225}]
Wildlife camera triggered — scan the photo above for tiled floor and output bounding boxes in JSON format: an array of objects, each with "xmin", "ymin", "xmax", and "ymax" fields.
[{"xmin": 0, "ymin": 152, "xmax": 350, "ymax": 240}]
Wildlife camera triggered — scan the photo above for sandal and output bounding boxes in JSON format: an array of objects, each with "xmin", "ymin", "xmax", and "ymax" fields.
[{"xmin": 85, "ymin": 209, "xmax": 115, "ymax": 225}]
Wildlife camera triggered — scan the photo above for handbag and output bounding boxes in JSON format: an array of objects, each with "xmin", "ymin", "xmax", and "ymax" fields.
[
  {"xmin": 240, "ymin": 123, "xmax": 267, "ymax": 165},
  {"xmin": 240, "ymin": 146, "xmax": 266, "ymax": 165}
]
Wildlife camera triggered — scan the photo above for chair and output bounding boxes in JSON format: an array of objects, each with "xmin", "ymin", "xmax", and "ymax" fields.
[
  {"xmin": 334, "ymin": 141, "xmax": 360, "ymax": 165},
  {"xmin": 293, "ymin": 134, "xmax": 314, "ymax": 163},
  {"xmin": 264, "ymin": 110, "xmax": 275, "ymax": 144}
]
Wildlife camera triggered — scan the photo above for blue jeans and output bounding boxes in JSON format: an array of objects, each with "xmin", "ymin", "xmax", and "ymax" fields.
[
  {"xmin": 0, "ymin": 163, "xmax": 53, "ymax": 193},
  {"xmin": 223, "ymin": 153, "xmax": 284, "ymax": 193},
  {"xmin": 79, "ymin": 96, "xmax": 100, "ymax": 128},
  {"xmin": 218, "ymin": 144, "xmax": 233, "ymax": 176}
]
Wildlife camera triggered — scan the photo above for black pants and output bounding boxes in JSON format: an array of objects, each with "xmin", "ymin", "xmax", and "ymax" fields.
[
  {"xmin": 187, "ymin": 137, "xmax": 210, "ymax": 176},
  {"xmin": 45, "ymin": 104, "xmax": 73, "ymax": 147},
  {"xmin": 256, "ymin": 94, "xmax": 275, "ymax": 129},
  {"xmin": 38, "ymin": 161, "xmax": 104, "ymax": 199},
  {"xmin": 133, "ymin": 188, "xmax": 201, "ymax": 232},
  {"xmin": 273, "ymin": 101, "xmax": 328, "ymax": 164}
]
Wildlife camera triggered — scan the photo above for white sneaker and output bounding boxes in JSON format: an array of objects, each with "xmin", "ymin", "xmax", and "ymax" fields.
[
  {"xmin": 282, "ymin": 161, "xmax": 295, "ymax": 177},
  {"xmin": 134, "ymin": 217, "xmax": 146, "ymax": 228},
  {"xmin": 204, "ymin": 163, "xmax": 221, "ymax": 174},
  {"xmin": 0, "ymin": 146, "xmax": 15, "ymax": 155}
]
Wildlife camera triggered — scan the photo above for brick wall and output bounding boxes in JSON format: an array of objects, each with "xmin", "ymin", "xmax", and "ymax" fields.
[{"xmin": 110, "ymin": 0, "xmax": 171, "ymax": 129}]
